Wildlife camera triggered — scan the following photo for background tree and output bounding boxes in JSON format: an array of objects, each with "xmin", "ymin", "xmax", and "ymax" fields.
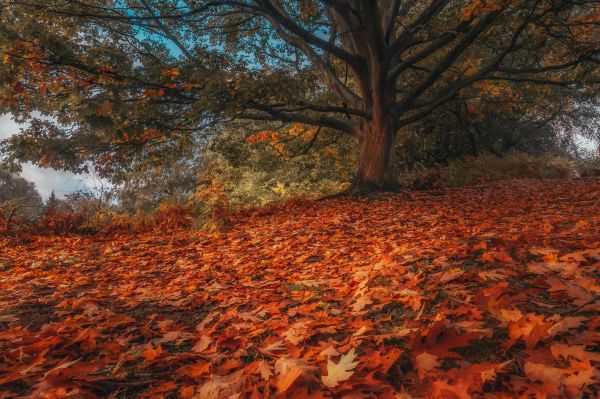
[
  {"xmin": 44, "ymin": 190, "xmax": 60, "ymax": 212},
  {"xmin": 403, "ymin": 83, "xmax": 600, "ymax": 168},
  {"xmin": 0, "ymin": 167, "xmax": 43, "ymax": 221},
  {"xmin": 1, "ymin": 0, "xmax": 599, "ymax": 193}
]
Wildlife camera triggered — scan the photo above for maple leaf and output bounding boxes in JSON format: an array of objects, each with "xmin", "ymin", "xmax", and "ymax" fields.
[
  {"xmin": 251, "ymin": 360, "xmax": 273, "ymax": 380},
  {"xmin": 177, "ymin": 361, "xmax": 210, "ymax": 378},
  {"xmin": 507, "ymin": 313, "xmax": 550, "ymax": 348},
  {"xmin": 426, "ymin": 327, "xmax": 483, "ymax": 357},
  {"xmin": 321, "ymin": 348, "xmax": 359, "ymax": 388},
  {"xmin": 492, "ymin": 308, "xmax": 523, "ymax": 326},
  {"xmin": 179, "ymin": 385, "xmax": 196, "ymax": 399},
  {"xmin": 283, "ymin": 321, "xmax": 309, "ymax": 345},
  {"xmin": 352, "ymin": 325, "xmax": 370, "ymax": 337},
  {"xmin": 104, "ymin": 314, "xmax": 135, "ymax": 327},
  {"xmin": 545, "ymin": 276, "xmax": 592, "ymax": 304}
]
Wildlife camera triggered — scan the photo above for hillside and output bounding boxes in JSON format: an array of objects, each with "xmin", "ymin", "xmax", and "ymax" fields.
[{"xmin": 1, "ymin": 179, "xmax": 599, "ymax": 398}]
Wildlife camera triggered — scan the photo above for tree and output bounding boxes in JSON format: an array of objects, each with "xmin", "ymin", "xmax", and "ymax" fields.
[
  {"xmin": 402, "ymin": 84, "xmax": 600, "ymax": 168},
  {"xmin": 0, "ymin": 167, "xmax": 43, "ymax": 220},
  {"xmin": 44, "ymin": 190, "xmax": 60, "ymax": 212},
  {"xmin": 1, "ymin": 1, "xmax": 599, "ymax": 192}
]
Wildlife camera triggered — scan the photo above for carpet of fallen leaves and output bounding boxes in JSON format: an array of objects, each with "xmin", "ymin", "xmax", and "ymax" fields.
[{"xmin": 1, "ymin": 179, "xmax": 599, "ymax": 399}]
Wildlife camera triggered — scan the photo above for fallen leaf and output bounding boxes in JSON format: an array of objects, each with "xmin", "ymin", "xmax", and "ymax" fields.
[{"xmin": 321, "ymin": 348, "xmax": 358, "ymax": 388}]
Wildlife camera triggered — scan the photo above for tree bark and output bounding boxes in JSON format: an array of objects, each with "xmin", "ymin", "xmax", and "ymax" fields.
[{"xmin": 354, "ymin": 120, "xmax": 398, "ymax": 193}]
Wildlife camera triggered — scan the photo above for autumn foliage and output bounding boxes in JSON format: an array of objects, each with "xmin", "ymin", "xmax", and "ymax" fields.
[{"xmin": 1, "ymin": 179, "xmax": 599, "ymax": 398}]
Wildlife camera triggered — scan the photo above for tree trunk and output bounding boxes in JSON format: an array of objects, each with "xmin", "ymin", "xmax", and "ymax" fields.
[{"xmin": 354, "ymin": 121, "xmax": 398, "ymax": 193}]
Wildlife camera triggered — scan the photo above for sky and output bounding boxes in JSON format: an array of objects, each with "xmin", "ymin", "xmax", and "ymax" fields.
[{"xmin": 0, "ymin": 113, "xmax": 97, "ymax": 199}]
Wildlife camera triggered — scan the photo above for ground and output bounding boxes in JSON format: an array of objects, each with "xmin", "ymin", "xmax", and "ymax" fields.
[{"xmin": 0, "ymin": 179, "xmax": 599, "ymax": 399}]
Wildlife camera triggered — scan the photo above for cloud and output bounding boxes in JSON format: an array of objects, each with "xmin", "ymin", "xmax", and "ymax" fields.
[{"xmin": 0, "ymin": 113, "xmax": 97, "ymax": 199}]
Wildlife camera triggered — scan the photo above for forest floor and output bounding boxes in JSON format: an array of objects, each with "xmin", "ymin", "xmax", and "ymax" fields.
[{"xmin": 1, "ymin": 179, "xmax": 599, "ymax": 399}]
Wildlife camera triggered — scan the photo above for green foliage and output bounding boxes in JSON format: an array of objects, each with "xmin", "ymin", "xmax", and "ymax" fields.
[{"xmin": 189, "ymin": 124, "xmax": 356, "ymax": 227}]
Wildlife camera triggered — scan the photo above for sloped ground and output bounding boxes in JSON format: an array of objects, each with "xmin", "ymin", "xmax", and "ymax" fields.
[{"xmin": 0, "ymin": 179, "xmax": 599, "ymax": 398}]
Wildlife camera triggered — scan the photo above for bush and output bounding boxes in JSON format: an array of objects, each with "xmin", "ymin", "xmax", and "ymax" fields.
[
  {"xmin": 1, "ymin": 202, "xmax": 195, "ymax": 237},
  {"xmin": 577, "ymin": 156, "xmax": 600, "ymax": 177},
  {"xmin": 400, "ymin": 153, "xmax": 579, "ymax": 189},
  {"xmin": 35, "ymin": 209, "xmax": 91, "ymax": 235}
]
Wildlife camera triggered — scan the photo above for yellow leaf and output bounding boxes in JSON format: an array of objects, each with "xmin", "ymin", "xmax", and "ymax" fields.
[{"xmin": 271, "ymin": 182, "xmax": 287, "ymax": 196}]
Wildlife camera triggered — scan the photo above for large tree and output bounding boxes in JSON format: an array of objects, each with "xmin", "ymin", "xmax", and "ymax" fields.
[{"xmin": 1, "ymin": 0, "xmax": 599, "ymax": 192}]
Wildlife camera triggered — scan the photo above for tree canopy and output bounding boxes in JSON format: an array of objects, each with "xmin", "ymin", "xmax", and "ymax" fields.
[{"xmin": 1, "ymin": 0, "xmax": 599, "ymax": 192}]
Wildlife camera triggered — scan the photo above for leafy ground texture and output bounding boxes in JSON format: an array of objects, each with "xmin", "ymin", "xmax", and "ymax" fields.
[{"xmin": 1, "ymin": 179, "xmax": 599, "ymax": 399}]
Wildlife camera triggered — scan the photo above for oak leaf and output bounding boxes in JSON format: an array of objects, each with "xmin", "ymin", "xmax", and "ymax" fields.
[
  {"xmin": 321, "ymin": 348, "xmax": 358, "ymax": 388},
  {"xmin": 550, "ymin": 343, "xmax": 600, "ymax": 362},
  {"xmin": 254, "ymin": 360, "xmax": 273, "ymax": 380}
]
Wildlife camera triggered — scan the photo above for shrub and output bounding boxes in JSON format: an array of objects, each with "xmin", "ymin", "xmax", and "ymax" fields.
[
  {"xmin": 400, "ymin": 153, "xmax": 579, "ymax": 189},
  {"xmin": 577, "ymin": 156, "xmax": 600, "ymax": 177},
  {"xmin": 35, "ymin": 209, "xmax": 91, "ymax": 235}
]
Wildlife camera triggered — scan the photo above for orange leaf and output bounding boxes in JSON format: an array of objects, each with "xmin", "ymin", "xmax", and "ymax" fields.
[
  {"xmin": 414, "ymin": 352, "xmax": 440, "ymax": 378},
  {"xmin": 143, "ymin": 345, "xmax": 164, "ymax": 362},
  {"xmin": 177, "ymin": 361, "xmax": 210, "ymax": 378}
]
